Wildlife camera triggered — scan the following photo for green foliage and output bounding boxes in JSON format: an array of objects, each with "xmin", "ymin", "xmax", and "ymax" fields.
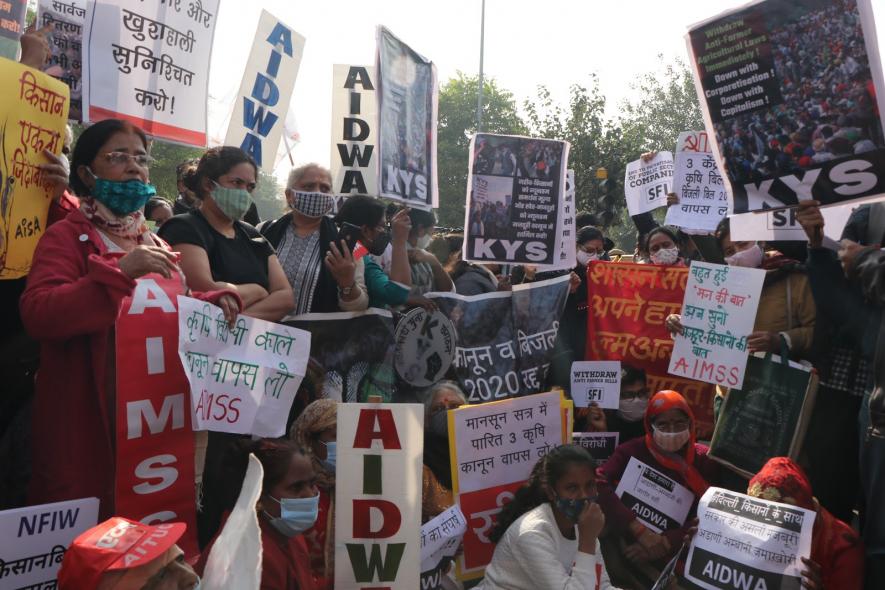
[{"xmin": 436, "ymin": 73, "xmax": 527, "ymax": 229}]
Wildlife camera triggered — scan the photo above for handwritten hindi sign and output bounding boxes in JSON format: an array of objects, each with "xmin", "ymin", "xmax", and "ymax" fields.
[
  {"xmin": 83, "ymin": 0, "xmax": 219, "ymax": 146},
  {"xmin": 224, "ymin": 10, "xmax": 305, "ymax": 171},
  {"xmin": 665, "ymin": 152, "xmax": 729, "ymax": 233},
  {"xmin": 38, "ymin": 0, "xmax": 86, "ymax": 120},
  {"xmin": 585, "ymin": 261, "xmax": 717, "ymax": 438},
  {"xmin": 573, "ymin": 431, "xmax": 619, "ymax": 463},
  {"xmin": 570, "ymin": 360, "xmax": 621, "ymax": 409},
  {"xmin": 177, "ymin": 296, "xmax": 310, "ymax": 437},
  {"xmin": 0, "ymin": 497, "xmax": 99, "ymax": 589},
  {"xmin": 0, "ymin": 59, "xmax": 70, "ymax": 280},
  {"xmin": 624, "ymin": 151, "xmax": 673, "ymax": 216},
  {"xmin": 686, "ymin": 487, "xmax": 815, "ymax": 590},
  {"xmin": 335, "ymin": 402, "xmax": 422, "ymax": 590},
  {"xmin": 420, "ymin": 505, "xmax": 467, "ymax": 573},
  {"xmin": 449, "ymin": 391, "xmax": 566, "ymax": 578},
  {"xmin": 668, "ymin": 261, "xmax": 765, "ymax": 390},
  {"xmin": 331, "ymin": 64, "xmax": 379, "ymax": 196},
  {"xmin": 116, "ymin": 276, "xmax": 198, "ymax": 556},
  {"xmin": 615, "ymin": 457, "xmax": 694, "ymax": 534}
]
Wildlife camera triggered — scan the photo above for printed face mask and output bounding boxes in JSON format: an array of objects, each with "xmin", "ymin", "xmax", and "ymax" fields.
[
  {"xmin": 651, "ymin": 247, "xmax": 679, "ymax": 266},
  {"xmin": 212, "ymin": 181, "xmax": 253, "ymax": 221},
  {"xmin": 576, "ymin": 250, "xmax": 598, "ymax": 266},
  {"xmin": 554, "ymin": 495, "xmax": 597, "ymax": 523},
  {"xmin": 265, "ymin": 493, "xmax": 319, "ymax": 537},
  {"xmin": 88, "ymin": 168, "xmax": 157, "ymax": 215},
  {"xmin": 726, "ymin": 244, "xmax": 764, "ymax": 268},
  {"xmin": 653, "ymin": 426, "xmax": 691, "ymax": 452},
  {"xmin": 617, "ymin": 397, "xmax": 648, "ymax": 422},
  {"xmin": 290, "ymin": 190, "xmax": 335, "ymax": 218}
]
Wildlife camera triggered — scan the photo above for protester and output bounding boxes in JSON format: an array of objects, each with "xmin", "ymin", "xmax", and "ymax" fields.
[
  {"xmin": 290, "ymin": 399, "xmax": 339, "ymax": 590},
  {"xmin": 260, "ymin": 164, "xmax": 368, "ymax": 314},
  {"xmin": 422, "ymin": 382, "xmax": 466, "ymax": 522},
  {"xmin": 144, "ymin": 197, "xmax": 174, "ymax": 227},
  {"xmin": 602, "ymin": 365, "xmax": 649, "ymax": 444},
  {"xmin": 20, "ymin": 119, "xmax": 239, "ymax": 517},
  {"xmin": 596, "ymin": 391, "xmax": 718, "ymax": 572},
  {"xmin": 58, "ymin": 517, "xmax": 199, "ymax": 590},
  {"xmin": 747, "ymin": 457, "xmax": 864, "ymax": 590},
  {"xmin": 644, "ymin": 226, "xmax": 686, "ymax": 266},
  {"xmin": 405, "ymin": 208, "xmax": 455, "ymax": 295},
  {"xmin": 198, "ymin": 438, "xmax": 318, "ymax": 590},
  {"xmin": 480, "ymin": 444, "xmax": 620, "ymax": 589},
  {"xmin": 428, "ymin": 233, "xmax": 463, "ymax": 273},
  {"xmin": 171, "ymin": 159, "xmax": 200, "ymax": 215},
  {"xmin": 332, "ymin": 195, "xmax": 413, "ymax": 308},
  {"xmin": 159, "ymin": 146, "xmax": 294, "ymax": 322}
]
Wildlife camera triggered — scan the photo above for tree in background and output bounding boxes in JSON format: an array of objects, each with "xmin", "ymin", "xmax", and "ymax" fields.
[{"xmin": 436, "ymin": 73, "xmax": 527, "ymax": 229}]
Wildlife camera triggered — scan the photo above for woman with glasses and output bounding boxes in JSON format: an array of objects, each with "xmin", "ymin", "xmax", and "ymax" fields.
[
  {"xmin": 20, "ymin": 119, "xmax": 241, "ymax": 517},
  {"xmin": 595, "ymin": 390, "xmax": 720, "ymax": 583},
  {"xmin": 604, "ymin": 365, "xmax": 650, "ymax": 444}
]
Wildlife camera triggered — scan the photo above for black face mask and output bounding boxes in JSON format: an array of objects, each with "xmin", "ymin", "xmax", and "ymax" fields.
[{"xmin": 366, "ymin": 230, "xmax": 390, "ymax": 257}]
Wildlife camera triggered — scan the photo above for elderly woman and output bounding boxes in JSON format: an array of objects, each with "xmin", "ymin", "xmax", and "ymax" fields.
[
  {"xmin": 290, "ymin": 399, "xmax": 339, "ymax": 590},
  {"xmin": 422, "ymin": 381, "xmax": 467, "ymax": 522},
  {"xmin": 596, "ymin": 390, "xmax": 719, "ymax": 582},
  {"xmin": 21, "ymin": 119, "xmax": 239, "ymax": 517}
]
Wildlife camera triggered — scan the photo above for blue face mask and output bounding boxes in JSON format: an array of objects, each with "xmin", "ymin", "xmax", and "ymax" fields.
[
  {"xmin": 322, "ymin": 441, "xmax": 337, "ymax": 471},
  {"xmin": 554, "ymin": 495, "xmax": 598, "ymax": 523},
  {"xmin": 88, "ymin": 169, "xmax": 156, "ymax": 215},
  {"xmin": 212, "ymin": 181, "xmax": 252, "ymax": 221},
  {"xmin": 265, "ymin": 493, "xmax": 319, "ymax": 537}
]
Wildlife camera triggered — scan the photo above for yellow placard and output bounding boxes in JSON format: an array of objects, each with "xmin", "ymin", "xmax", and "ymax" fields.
[{"xmin": 0, "ymin": 58, "xmax": 70, "ymax": 279}]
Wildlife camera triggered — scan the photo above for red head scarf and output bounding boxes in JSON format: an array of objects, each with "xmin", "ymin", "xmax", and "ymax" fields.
[
  {"xmin": 644, "ymin": 390, "xmax": 709, "ymax": 497},
  {"xmin": 747, "ymin": 457, "xmax": 815, "ymax": 511}
]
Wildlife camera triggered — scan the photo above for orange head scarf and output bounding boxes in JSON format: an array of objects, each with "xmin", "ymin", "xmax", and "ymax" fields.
[{"xmin": 644, "ymin": 390, "xmax": 709, "ymax": 497}]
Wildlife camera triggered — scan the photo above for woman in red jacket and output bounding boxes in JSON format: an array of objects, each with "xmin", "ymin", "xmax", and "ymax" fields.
[
  {"xmin": 20, "ymin": 119, "xmax": 239, "ymax": 517},
  {"xmin": 197, "ymin": 438, "xmax": 318, "ymax": 590}
]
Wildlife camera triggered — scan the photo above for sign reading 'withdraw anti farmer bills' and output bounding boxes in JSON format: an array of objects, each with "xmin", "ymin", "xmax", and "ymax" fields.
[
  {"xmin": 668, "ymin": 261, "xmax": 765, "ymax": 390},
  {"xmin": 570, "ymin": 360, "xmax": 621, "ymax": 408},
  {"xmin": 686, "ymin": 487, "xmax": 815, "ymax": 590},
  {"xmin": 615, "ymin": 457, "xmax": 694, "ymax": 534},
  {"xmin": 335, "ymin": 402, "xmax": 423, "ymax": 590}
]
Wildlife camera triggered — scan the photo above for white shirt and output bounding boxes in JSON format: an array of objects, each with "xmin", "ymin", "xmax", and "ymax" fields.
[{"xmin": 478, "ymin": 503, "xmax": 621, "ymax": 590}]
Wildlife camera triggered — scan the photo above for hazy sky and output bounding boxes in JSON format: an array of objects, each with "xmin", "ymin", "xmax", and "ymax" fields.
[{"xmin": 207, "ymin": 0, "xmax": 885, "ymax": 178}]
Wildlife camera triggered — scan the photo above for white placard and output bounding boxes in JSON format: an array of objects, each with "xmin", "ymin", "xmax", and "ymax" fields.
[
  {"xmin": 0, "ymin": 497, "xmax": 99, "ymax": 589},
  {"xmin": 665, "ymin": 152, "xmax": 729, "ymax": 233},
  {"xmin": 615, "ymin": 457, "xmax": 694, "ymax": 534},
  {"xmin": 676, "ymin": 130, "xmax": 712, "ymax": 154},
  {"xmin": 570, "ymin": 360, "xmax": 621, "ymax": 409},
  {"xmin": 419, "ymin": 505, "xmax": 467, "ymax": 573},
  {"xmin": 624, "ymin": 151, "xmax": 674, "ymax": 215},
  {"xmin": 83, "ymin": 0, "xmax": 219, "ymax": 146},
  {"xmin": 729, "ymin": 200, "xmax": 867, "ymax": 243},
  {"xmin": 224, "ymin": 10, "xmax": 305, "ymax": 171},
  {"xmin": 685, "ymin": 487, "xmax": 815, "ymax": 590},
  {"xmin": 37, "ymin": 0, "xmax": 87, "ymax": 121},
  {"xmin": 668, "ymin": 262, "xmax": 765, "ymax": 390},
  {"xmin": 177, "ymin": 296, "xmax": 311, "ymax": 437},
  {"xmin": 331, "ymin": 64, "xmax": 379, "ymax": 196}
]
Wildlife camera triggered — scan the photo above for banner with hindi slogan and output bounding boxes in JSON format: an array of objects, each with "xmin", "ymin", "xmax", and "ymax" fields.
[
  {"xmin": 448, "ymin": 391, "xmax": 568, "ymax": 579},
  {"xmin": 83, "ymin": 0, "xmax": 219, "ymax": 146},
  {"xmin": 462, "ymin": 133, "xmax": 570, "ymax": 266},
  {"xmin": 375, "ymin": 26, "xmax": 438, "ymax": 209},
  {"xmin": 224, "ymin": 10, "xmax": 305, "ymax": 172},
  {"xmin": 665, "ymin": 151, "xmax": 729, "ymax": 233},
  {"xmin": 685, "ymin": 487, "xmax": 815, "ymax": 590},
  {"xmin": 284, "ymin": 309, "xmax": 397, "ymax": 410},
  {"xmin": 115, "ymin": 275, "xmax": 198, "ymax": 556},
  {"xmin": 419, "ymin": 505, "xmax": 467, "ymax": 590},
  {"xmin": 584, "ymin": 261, "xmax": 717, "ymax": 438},
  {"xmin": 331, "ymin": 64, "xmax": 379, "ymax": 196},
  {"xmin": 177, "ymin": 296, "xmax": 311, "ymax": 437},
  {"xmin": 0, "ymin": 497, "xmax": 99, "ymax": 588},
  {"xmin": 686, "ymin": 0, "xmax": 885, "ymax": 213},
  {"xmin": 335, "ymin": 401, "xmax": 422, "ymax": 590},
  {"xmin": 573, "ymin": 431, "xmax": 619, "ymax": 463},
  {"xmin": 428, "ymin": 274, "xmax": 570, "ymax": 404},
  {"xmin": 38, "ymin": 0, "xmax": 87, "ymax": 121},
  {"xmin": 0, "ymin": 58, "xmax": 69, "ymax": 280},
  {"xmin": 668, "ymin": 261, "xmax": 765, "ymax": 390}
]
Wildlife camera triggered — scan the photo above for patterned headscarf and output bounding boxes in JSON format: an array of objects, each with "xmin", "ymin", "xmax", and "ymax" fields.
[
  {"xmin": 747, "ymin": 457, "xmax": 815, "ymax": 511},
  {"xmin": 644, "ymin": 390, "xmax": 709, "ymax": 497},
  {"xmin": 290, "ymin": 399, "xmax": 338, "ymax": 490}
]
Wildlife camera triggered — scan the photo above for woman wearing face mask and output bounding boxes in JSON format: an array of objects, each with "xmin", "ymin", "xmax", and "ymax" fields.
[
  {"xmin": 644, "ymin": 226, "xmax": 686, "ymax": 266},
  {"xmin": 158, "ymin": 146, "xmax": 294, "ymax": 322},
  {"xmin": 333, "ymin": 195, "xmax": 413, "ymax": 309},
  {"xmin": 596, "ymin": 391, "xmax": 719, "ymax": 579},
  {"xmin": 404, "ymin": 208, "xmax": 455, "ymax": 295},
  {"xmin": 290, "ymin": 400, "xmax": 338, "ymax": 590},
  {"xmin": 20, "ymin": 119, "xmax": 240, "ymax": 517},
  {"xmin": 422, "ymin": 382, "xmax": 467, "ymax": 522},
  {"xmin": 603, "ymin": 366, "xmax": 650, "ymax": 444},
  {"xmin": 479, "ymin": 445, "xmax": 621, "ymax": 590},
  {"xmin": 198, "ymin": 438, "xmax": 318, "ymax": 590},
  {"xmin": 260, "ymin": 164, "xmax": 368, "ymax": 314}
]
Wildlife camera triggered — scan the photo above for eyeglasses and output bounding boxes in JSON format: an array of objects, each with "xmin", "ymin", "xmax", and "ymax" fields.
[
  {"xmin": 101, "ymin": 151, "xmax": 153, "ymax": 167},
  {"xmin": 621, "ymin": 388, "xmax": 650, "ymax": 401}
]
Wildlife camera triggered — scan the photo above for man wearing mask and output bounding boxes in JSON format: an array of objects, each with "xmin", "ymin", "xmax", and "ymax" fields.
[
  {"xmin": 260, "ymin": 164, "xmax": 368, "ymax": 314},
  {"xmin": 605, "ymin": 366, "xmax": 650, "ymax": 444}
]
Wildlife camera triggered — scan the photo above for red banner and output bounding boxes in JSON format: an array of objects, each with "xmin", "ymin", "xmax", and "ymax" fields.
[
  {"xmin": 584, "ymin": 262, "xmax": 716, "ymax": 438},
  {"xmin": 115, "ymin": 274, "xmax": 198, "ymax": 556}
]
